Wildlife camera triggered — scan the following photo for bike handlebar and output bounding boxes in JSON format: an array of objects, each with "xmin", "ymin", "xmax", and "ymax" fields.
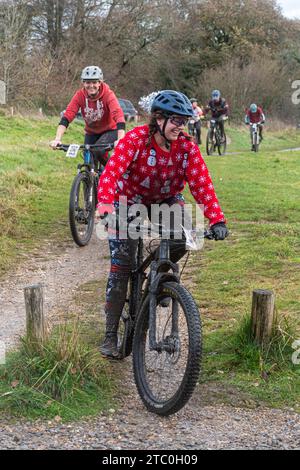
[
  {"xmin": 56, "ymin": 143, "xmax": 115, "ymax": 152},
  {"xmin": 100, "ymin": 216, "xmax": 216, "ymax": 240}
]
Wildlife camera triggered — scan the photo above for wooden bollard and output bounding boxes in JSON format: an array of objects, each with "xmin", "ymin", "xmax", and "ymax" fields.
[
  {"xmin": 251, "ymin": 289, "xmax": 275, "ymax": 347},
  {"xmin": 24, "ymin": 283, "xmax": 46, "ymax": 346}
]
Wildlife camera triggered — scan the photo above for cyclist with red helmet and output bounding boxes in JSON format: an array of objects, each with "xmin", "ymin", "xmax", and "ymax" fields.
[
  {"xmin": 96, "ymin": 90, "xmax": 229, "ymax": 358},
  {"xmin": 50, "ymin": 66, "xmax": 125, "ymax": 163}
]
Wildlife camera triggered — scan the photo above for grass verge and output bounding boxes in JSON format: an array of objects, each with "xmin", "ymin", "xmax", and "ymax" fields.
[
  {"xmin": 0, "ymin": 320, "xmax": 115, "ymax": 421},
  {"xmin": 184, "ymin": 145, "xmax": 300, "ymax": 411}
]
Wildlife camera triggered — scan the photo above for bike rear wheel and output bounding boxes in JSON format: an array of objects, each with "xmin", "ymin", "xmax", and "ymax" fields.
[
  {"xmin": 69, "ymin": 172, "xmax": 95, "ymax": 247},
  {"xmin": 133, "ymin": 281, "xmax": 202, "ymax": 416}
]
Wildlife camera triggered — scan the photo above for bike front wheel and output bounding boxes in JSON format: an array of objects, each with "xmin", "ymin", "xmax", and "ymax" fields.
[
  {"xmin": 69, "ymin": 172, "xmax": 95, "ymax": 246},
  {"xmin": 206, "ymin": 129, "xmax": 215, "ymax": 155},
  {"xmin": 132, "ymin": 281, "xmax": 202, "ymax": 416},
  {"xmin": 217, "ymin": 131, "xmax": 227, "ymax": 156},
  {"xmin": 254, "ymin": 134, "xmax": 259, "ymax": 152}
]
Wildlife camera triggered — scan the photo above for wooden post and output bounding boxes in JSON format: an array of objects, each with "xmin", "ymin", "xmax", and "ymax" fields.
[
  {"xmin": 251, "ymin": 289, "xmax": 275, "ymax": 347},
  {"xmin": 24, "ymin": 283, "xmax": 46, "ymax": 346}
]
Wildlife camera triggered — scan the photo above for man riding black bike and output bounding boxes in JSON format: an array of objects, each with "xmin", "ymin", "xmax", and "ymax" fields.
[{"xmin": 204, "ymin": 90, "xmax": 229, "ymax": 140}]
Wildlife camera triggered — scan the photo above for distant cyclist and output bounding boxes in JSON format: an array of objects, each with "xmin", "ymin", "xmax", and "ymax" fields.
[
  {"xmin": 245, "ymin": 103, "xmax": 265, "ymax": 145},
  {"xmin": 204, "ymin": 90, "xmax": 229, "ymax": 141},
  {"xmin": 50, "ymin": 66, "xmax": 125, "ymax": 163},
  {"xmin": 188, "ymin": 98, "xmax": 204, "ymax": 145}
]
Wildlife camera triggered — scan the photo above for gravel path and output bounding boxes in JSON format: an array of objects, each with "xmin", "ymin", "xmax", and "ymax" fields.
[
  {"xmin": 0, "ymin": 372, "xmax": 299, "ymax": 450},
  {"xmin": 0, "ymin": 231, "xmax": 299, "ymax": 450},
  {"xmin": 0, "ymin": 233, "xmax": 109, "ymax": 349}
]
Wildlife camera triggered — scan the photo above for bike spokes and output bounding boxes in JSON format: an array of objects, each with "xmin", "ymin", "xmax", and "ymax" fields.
[
  {"xmin": 133, "ymin": 282, "xmax": 201, "ymax": 415},
  {"xmin": 206, "ymin": 130, "xmax": 215, "ymax": 155},
  {"xmin": 218, "ymin": 132, "xmax": 227, "ymax": 155},
  {"xmin": 69, "ymin": 173, "xmax": 95, "ymax": 246}
]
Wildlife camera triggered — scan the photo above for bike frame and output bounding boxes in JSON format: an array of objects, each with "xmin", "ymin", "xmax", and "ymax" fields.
[
  {"xmin": 128, "ymin": 226, "xmax": 211, "ymax": 355},
  {"xmin": 251, "ymin": 123, "xmax": 260, "ymax": 146},
  {"xmin": 210, "ymin": 119, "xmax": 222, "ymax": 142},
  {"xmin": 128, "ymin": 237, "xmax": 183, "ymax": 353}
]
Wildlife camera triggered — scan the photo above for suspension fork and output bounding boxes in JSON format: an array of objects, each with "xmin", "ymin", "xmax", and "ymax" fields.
[{"xmin": 148, "ymin": 240, "xmax": 179, "ymax": 351}]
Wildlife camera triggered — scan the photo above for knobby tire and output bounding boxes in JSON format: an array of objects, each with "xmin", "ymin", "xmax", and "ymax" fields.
[
  {"xmin": 69, "ymin": 172, "xmax": 95, "ymax": 247},
  {"xmin": 132, "ymin": 281, "xmax": 202, "ymax": 416}
]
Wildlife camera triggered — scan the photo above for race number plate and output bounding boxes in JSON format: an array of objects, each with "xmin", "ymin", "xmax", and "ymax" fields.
[{"xmin": 66, "ymin": 144, "xmax": 80, "ymax": 158}]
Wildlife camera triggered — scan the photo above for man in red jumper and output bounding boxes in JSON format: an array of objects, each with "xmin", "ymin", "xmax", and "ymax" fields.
[
  {"xmin": 50, "ymin": 66, "xmax": 125, "ymax": 162},
  {"xmin": 245, "ymin": 103, "xmax": 266, "ymax": 149},
  {"xmin": 96, "ymin": 90, "xmax": 229, "ymax": 358}
]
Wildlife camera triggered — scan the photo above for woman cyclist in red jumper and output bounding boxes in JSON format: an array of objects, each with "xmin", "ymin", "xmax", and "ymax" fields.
[
  {"xmin": 50, "ymin": 66, "xmax": 125, "ymax": 162},
  {"xmin": 96, "ymin": 90, "xmax": 229, "ymax": 358}
]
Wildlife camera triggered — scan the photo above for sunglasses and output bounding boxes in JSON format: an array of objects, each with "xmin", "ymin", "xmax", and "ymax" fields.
[
  {"xmin": 83, "ymin": 80, "xmax": 100, "ymax": 85},
  {"xmin": 169, "ymin": 116, "xmax": 189, "ymax": 127}
]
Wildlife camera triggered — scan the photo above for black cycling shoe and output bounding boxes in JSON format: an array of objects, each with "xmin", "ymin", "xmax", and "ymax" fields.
[{"xmin": 100, "ymin": 334, "xmax": 119, "ymax": 358}]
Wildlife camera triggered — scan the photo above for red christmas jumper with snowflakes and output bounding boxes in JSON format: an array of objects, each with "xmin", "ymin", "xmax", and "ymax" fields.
[{"xmin": 97, "ymin": 125, "xmax": 226, "ymax": 226}]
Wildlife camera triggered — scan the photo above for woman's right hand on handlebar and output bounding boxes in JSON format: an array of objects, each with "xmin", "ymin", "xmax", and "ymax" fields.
[{"xmin": 49, "ymin": 139, "xmax": 62, "ymax": 149}]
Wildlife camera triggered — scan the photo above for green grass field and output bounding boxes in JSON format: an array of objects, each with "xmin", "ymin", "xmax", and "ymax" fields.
[
  {"xmin": 185, "ymin": 127, "xmax": 300, "ymax": 410},
  {"xmin": 0, "ymin": 115, "xmax": 300, "ymax": 416},
  {"xmin": 0, "ymin": 115, "xmax": 85, "ymax": 275}
]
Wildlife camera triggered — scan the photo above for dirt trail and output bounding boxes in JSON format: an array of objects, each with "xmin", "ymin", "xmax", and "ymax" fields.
[
  {"xmin": 0, "ymin": 232, "xmax": 299, "ymax": 450},
  {"xmin": 0, "ymin": 233, "xmax": 109, "ymax": 349}
]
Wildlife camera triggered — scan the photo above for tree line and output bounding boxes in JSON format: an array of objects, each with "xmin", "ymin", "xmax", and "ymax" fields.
[{"xmin": 1, "ymin": 0, "xmax": 300, "ymax": 123}]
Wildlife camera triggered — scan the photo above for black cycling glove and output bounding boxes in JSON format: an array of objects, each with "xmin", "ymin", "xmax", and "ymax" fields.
[{"xmin": 211, "ymin": 222, "xmax": 229, "ymax": 240}]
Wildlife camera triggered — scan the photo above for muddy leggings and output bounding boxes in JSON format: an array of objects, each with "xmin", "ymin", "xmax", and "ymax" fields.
[{"xmin": 104, "ymin": 195, "xmax": 188, "ymax": 335}]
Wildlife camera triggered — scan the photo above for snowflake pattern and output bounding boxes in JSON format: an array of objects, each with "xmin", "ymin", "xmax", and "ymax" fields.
[{"xmin": 97, "ymin": 124, "xmax": 225, "ymax": 225}]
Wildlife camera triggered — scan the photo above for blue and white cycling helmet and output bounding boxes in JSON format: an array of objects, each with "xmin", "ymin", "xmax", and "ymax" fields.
[
  {"xmin": 250, "ymin": 103, "xmax": 258, "ymax": 113},
  {"xmin": 212, "ymin": 89, "xmax": 221, "ymax": 101},
  {"xmin": 151, "ymin": 90, "xmax": 193, "ymax": 117},
  {"xmin": 81, "ymin": 66, "xmax": 103, "ymax": 81}
]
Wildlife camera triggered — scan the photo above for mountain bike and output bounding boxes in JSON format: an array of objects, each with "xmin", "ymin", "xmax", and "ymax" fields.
[
  {"xmin": 188, "ymin": 118, "xmax": 197, "ymax": 139},
  {"xmin": 206, "ymin": 118, "xmax": 227, "ymax": 156},
  {"xmin": 57, "ymin": 143, "xmax": 114, "ymax": 246},
  {"xmin": 188, "ymin": 117, "xmax": 203, "ymax": 145},
  {"xmin": 115, "ymin": 223, "xmax": 214, "ymax": 416},
  {"xmin": 250, "ymin": 122, "xmax": 261, "ymax": 152}
]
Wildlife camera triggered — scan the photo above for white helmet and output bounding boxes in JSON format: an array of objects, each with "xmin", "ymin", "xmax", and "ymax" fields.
[{"xmin": 81, "ymin": 66, "xmax": 103, "ymax": 81}]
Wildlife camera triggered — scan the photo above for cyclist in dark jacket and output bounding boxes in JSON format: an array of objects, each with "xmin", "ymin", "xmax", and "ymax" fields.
[{"xmin": 204, "ymin": 90, "xmax": 229, "ymax": 139}]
